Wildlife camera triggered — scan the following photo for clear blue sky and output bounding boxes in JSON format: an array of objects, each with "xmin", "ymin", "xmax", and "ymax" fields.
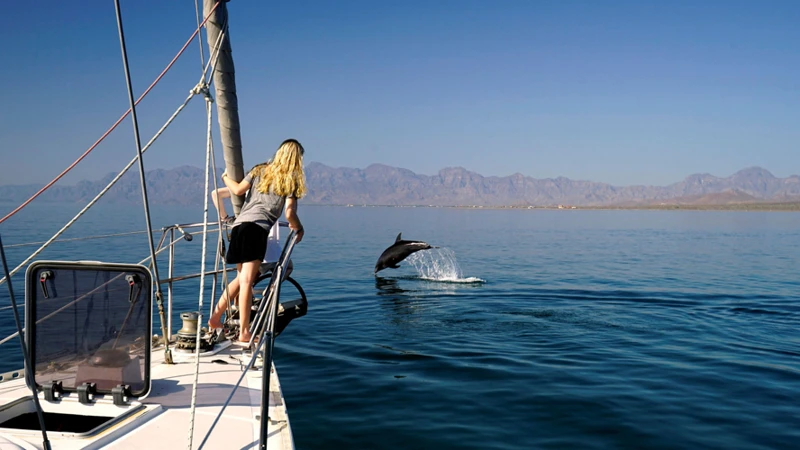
[{"xmin": 1, "ymin": 0, "xmax": 798, "ymax": 187}]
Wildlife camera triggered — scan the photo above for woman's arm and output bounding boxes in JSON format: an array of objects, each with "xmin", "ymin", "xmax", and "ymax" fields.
[
  {"xmin": 285, "ymin": 197, "xmax": 304, "ymax": 243},
  {"xmin": 221, "ymin": 171, "xmax": 251, "ymax": 196}
]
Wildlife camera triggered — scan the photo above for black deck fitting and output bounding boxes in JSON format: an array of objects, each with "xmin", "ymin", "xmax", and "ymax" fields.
[{"xmin": 77, "ymin": 382, "xmax": 97, "ymax": 404}]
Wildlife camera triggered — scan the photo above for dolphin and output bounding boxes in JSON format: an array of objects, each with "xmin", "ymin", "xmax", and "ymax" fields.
[{"xmin": 374, "ymin": 233, "xmax": 433, "ymax": 273}]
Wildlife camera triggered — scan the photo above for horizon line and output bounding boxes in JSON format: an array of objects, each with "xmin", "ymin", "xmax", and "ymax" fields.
[{"xmin": 0, "ymin": 163, "xmax": 795, "ymax": 190}]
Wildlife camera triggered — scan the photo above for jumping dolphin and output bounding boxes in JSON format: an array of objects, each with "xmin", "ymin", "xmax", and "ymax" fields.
[{"xmin": 374, "ymin": 233, "xmax": 433, "ymax": 274}]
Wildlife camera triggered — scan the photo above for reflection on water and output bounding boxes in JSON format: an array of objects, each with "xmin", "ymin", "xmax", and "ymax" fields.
[
  {"xmin": 374, "ymin": 274, "xmax": 488, "ymax": 332},
  {"xmin": 374, "ymin": 276, "xmax": 423, "ymax": 328},
  {"xmin": 374, "ymin": 276, "xmax": 406, "ymax": 296}
]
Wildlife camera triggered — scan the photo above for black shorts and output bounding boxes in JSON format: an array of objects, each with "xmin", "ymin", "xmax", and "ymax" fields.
[{"xmin": 225, "ymin": 222, "xmax": 268, "ymax": 264}]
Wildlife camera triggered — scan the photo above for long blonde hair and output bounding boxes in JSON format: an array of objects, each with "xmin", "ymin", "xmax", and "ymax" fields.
[{"xmin": 250, "ymin": 139, "xmax": 307, "ymax": 198}]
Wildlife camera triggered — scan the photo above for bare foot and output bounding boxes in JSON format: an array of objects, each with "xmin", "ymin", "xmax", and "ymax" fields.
[{"xmin": 238, "ymin": 331, "xmax": 252, "ymax": 343}]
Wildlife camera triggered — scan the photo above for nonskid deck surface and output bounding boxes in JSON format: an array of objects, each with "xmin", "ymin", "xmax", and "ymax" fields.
[{"xmin": 0, "ymin": 342, "xmax": 293, "ymax": 450}]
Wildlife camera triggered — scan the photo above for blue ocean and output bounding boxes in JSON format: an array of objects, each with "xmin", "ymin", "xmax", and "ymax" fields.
[{"xmin": 1, "ymin": 202, "xmax": 798, "ymax": 449}]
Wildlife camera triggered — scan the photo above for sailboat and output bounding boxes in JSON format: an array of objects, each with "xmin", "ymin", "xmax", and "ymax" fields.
[{"xmin": 0, "ymin": 1, "xmax": 306, "ymax": 448}]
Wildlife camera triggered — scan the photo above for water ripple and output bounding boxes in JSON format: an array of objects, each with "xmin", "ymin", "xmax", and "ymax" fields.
[{"xmin": 3, "ymin": 205, "xmax": 800, "ymax": 450}]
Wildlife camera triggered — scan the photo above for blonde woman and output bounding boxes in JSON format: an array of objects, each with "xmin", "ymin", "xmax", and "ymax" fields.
[{"xmin": 209, "ymin": 139, "xmax": 306, "ymax": 344}]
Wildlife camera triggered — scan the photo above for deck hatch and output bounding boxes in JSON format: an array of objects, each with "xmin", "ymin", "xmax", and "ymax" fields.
[{"xmin": 25, "ymin": 261, "xmax": 152, "ymax": 399}]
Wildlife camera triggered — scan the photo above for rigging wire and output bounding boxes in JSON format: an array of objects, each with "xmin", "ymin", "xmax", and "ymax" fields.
[
  {"xmin": 0, "ymin": 90, "xmax": 194, "ymax": 288},
  {"xmin": 194, "ymin": 0, "xmax": 207, "ymax": 69},
  {"xmin": 0, "ymin": 229, "xmax": 209, "ymax": 347},
  {"xmin": 0, "ymin": 235, "xmax": 51, "ymax": 450},
  {"xmin": 0, "ymin": 0, "xmax": 221, "ymax": 227},
  {"xmin": 0, "ymin": 1, "xmax": 283, "ymax": 445},
  {"xmin": 113, "ymin": 0, "xmax": 172, "ymax": 363},
  {"xmin": 0, "ymin": 1, "xmax": 233, "ymax": 376},
  {"xmin": 0, "ymin": 1, "xmax": 228, "ymax": 289},
  {"xmin": 208, "ymin": 114, "xmax": 227, "ymax": 321},
  {"xmin": 4, "ymin": 229, "xmax": 159, "ymax": 248}
]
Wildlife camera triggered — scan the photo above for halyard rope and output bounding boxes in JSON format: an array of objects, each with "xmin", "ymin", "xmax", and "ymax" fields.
[
  {"xmin": 187, "ymin": 84, "xmax": 216, "ymax": 450},
  {"xmin": 187, "ymin": 8, "xmax": 229, "ymax": 448}
]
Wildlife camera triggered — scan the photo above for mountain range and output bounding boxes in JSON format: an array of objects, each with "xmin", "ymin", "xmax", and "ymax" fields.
[{"xmin": 1, "ymin": 164, "xmax": 799, "ymax": 207}]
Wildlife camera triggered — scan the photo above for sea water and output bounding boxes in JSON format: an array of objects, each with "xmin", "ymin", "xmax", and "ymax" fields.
[{"xmin": 1, "ymin": 202, "xmax": 798, "ymax": 449}]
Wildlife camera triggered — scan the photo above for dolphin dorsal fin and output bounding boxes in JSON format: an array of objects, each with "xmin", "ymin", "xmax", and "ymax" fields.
[{"xmin": 395, "ymin": 232, "xmax": 402, "ymax": 243}]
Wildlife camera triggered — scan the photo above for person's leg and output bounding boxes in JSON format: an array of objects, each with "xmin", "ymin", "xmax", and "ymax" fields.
[
  {"xmin": 236, "ymin": 260, "xmax": 261, "ymax": 342},
  {"xmin": 211, "ymin": 188, "xmax": 231, "ymax": 220},
  {"xmin": 209, "ymin": 264, "xmax": 241, "ymax": 329}
]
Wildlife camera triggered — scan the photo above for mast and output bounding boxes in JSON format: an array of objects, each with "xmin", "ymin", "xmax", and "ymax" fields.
[{"xmin": 203, "ymin": 0, "xmax": 245, "ymax": 215}]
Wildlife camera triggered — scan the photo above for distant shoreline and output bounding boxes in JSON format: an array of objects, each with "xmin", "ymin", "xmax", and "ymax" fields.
[
  {"xmin": 305, "ymin": 202, "xmax": 800, "ymax": 212},
  {"xmin": 3, "ymin": 201, "xmax": 799, "ymax": 212},
  {"xmin": 571, "ymin": 203, "xmax": 800, "ymax": 212}
]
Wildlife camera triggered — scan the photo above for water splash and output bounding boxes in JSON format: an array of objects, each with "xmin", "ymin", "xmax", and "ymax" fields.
[{"xmin": 406, "ymin": 248, "xmax": 484, "ymax": 283}]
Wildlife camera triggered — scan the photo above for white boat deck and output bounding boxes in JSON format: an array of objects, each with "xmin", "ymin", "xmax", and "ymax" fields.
[{"xmin": 0, "ymin": 341, "xmax": 293, "ymax": 450}]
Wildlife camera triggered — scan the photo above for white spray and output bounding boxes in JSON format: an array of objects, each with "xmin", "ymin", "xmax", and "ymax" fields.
[{"xmin": 406, "ymin": 248, "xmax": 484, "ymax": 283}]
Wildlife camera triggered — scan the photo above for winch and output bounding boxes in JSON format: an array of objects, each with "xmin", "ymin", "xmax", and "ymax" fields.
[{"xmin": 174, "ymin": 311, "xmax": 214, "ymax": 352}]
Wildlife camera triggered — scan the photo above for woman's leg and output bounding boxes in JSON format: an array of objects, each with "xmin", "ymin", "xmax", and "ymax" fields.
[
  {"xmin": 236, "ymin": 260, "xmax": 261, "ymax": 342},
  {"xmin": 208, "ymin": 264, "xmax": 242, "ymax": 329},
  {"xmin": 211, "ymin": 188, "xmax": 231, "ymax": 219}
]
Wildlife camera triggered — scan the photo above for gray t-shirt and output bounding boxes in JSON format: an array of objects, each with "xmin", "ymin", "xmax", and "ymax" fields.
[{"xmin": 233, "ymin": 166, "xmax": 295, "ymax": 232}]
